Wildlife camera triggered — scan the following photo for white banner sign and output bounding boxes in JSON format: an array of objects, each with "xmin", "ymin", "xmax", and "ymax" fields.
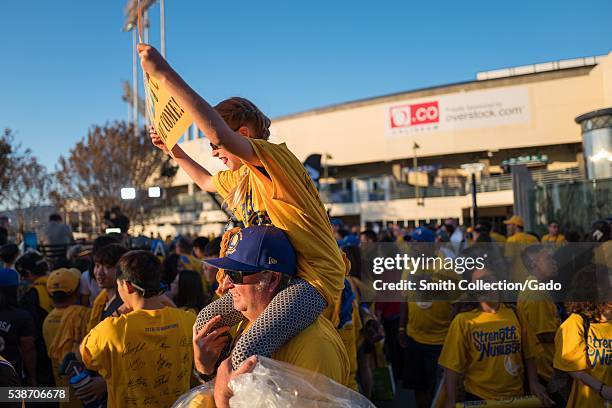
[{"xmin": 385, "ymin": 86, "xmax": 530, "ymax": 136}]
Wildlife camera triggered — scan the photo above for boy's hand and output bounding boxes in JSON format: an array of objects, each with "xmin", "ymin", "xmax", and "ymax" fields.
[
  {"xmin": 137, "ymin": 44, "xmax": 171, "ymax": 79},
  {"xmin": 192, "ymin": 316, "xmax": 230, "ymax": 376},
  {"xmin": 213, "ymin": 356, "xmax": 257, "ymax": 408},
  {"xmin": 149, "ymin": 126, "xmax": 170, "ymax": 154}
]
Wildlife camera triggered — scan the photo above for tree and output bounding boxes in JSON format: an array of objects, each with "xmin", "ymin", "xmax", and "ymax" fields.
[
  {"xmin": 0, "ymin": 128, "xmax": 52, "ymax": 238},
  {"xmin": 53, "ymin": 121, "xmax": 173, "ymax": 234},
  {"xmin": 0, "ymin": 128, "xmax": 14, "ymax": 198}
]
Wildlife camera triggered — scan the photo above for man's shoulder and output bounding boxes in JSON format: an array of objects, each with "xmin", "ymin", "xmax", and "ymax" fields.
[{"xmin": 278, "ymin": 316, "xmax": 344, "ymax": 358}]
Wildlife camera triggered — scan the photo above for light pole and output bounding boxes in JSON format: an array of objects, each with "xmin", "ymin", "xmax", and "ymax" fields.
[
  {"xmin": 461, "ymin": 163, "xmax": 485, "ymax": 228},
  {"xmin": 412, "ymin": 142, "xmax": 423, "ymax": 206}
]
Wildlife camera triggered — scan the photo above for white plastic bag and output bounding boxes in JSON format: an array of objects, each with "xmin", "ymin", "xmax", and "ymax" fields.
[
  {"xmin": 172, "ymin": 382, "xmax": 216, "ymax": 408},
  {"xmin": 228, "ymin": 356, "xmax": 375, "ymax": 408}
]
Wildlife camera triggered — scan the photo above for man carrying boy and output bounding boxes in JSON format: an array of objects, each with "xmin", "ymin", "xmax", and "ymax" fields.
[
  {"xmin": 80, "ymin": 251, "xmax": 195, "ymax": 407},
  {"xmin": 192, "ymin": 226, "xmax": 350, "ymax": 408}
]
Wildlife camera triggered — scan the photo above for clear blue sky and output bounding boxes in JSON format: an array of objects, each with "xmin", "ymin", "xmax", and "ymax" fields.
[{"xmin": 1, "ymin": 0, "xmax": 610, "ymax": 170}]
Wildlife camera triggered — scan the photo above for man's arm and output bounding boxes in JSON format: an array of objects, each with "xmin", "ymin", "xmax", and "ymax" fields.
[{"xmin": 138, "ymin": 45, "xmax": 261, "ymax": 166}]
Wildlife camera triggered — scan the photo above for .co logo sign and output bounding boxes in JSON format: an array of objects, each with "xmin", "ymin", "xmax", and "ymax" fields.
[{"xmin": 390, "ymin": 101, "xmax": 439, "ymax": 128}]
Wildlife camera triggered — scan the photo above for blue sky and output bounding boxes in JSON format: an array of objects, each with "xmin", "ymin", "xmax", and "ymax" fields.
[{"xmin": 1, "ymin": 0, "xmax": 610, "ymax": 170}]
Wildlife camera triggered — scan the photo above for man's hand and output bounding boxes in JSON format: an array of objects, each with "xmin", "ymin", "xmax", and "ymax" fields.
[
  {"xmin": 74, "ymin": 376, "xmax": 106, "ymax": 403},
  {"xmin": 137, "ymin": 43, "xmax": 172, "ymax": 79},
  {"xmin": 529, "ymin": 379, "xmax": 554, "ymax": 407},
  {"xmin": 213, "ymin": 356, "xmax": 257, "ymax": 408},
  {"xmin": 193, "ymin": 316, "xmax": 230, "ymax": 376}
]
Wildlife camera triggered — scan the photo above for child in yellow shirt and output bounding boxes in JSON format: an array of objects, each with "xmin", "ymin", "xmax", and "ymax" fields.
[
  {"xmin": 554, "ymin": 302, "xmax": 612, "ymax": 408},
  {"xmin": 139, "ymin": 44, "xmax": 346, "ymax": 370},
  {"xmin": 438, "ymin": 266, "xmax": 552, "ymax": 407}
]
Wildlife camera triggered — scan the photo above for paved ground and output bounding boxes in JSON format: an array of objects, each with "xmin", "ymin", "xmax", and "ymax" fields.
[{"xmin": 374, "ymin": 386, "xmax": 416, "ymax": 408}]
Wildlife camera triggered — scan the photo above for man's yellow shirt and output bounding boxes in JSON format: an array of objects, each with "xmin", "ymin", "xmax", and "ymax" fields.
[
  {"xmin": 238, "ymin": 315, "xmax": 350, "ymax": 387},
  {"xmin": 438, "ymin": 304, "xmax": 537, "ymax": 400},
  {"xmin": 517, "ymin": 278, "xmax": 560, "ymax": 381},
  {"xmin": 80, "ymin": 307, "xmax": 196, "ymax": 408},
  {"xmin": 554, "ymin": 313, "xmax": 612, "ymax": 408},
  {"xmin": 407, "ymin": 301, "xmax": 452, "ymax": 345}
]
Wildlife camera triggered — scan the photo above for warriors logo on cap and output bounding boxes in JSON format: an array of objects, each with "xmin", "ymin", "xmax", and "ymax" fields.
[{"xmin": 226, "ymin": 231, "xmax": 242, "ymax": 255}]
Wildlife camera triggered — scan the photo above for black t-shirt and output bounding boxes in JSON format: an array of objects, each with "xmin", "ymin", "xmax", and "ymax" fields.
[{"xmin": 0, "ymin": 306, "xmax": 35, "ymax": 374}]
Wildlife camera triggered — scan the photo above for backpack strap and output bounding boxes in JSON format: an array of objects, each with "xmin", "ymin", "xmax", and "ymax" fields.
[{"xmin": 578, "ymin": 313, "xmax": 593, "ymax": 368}]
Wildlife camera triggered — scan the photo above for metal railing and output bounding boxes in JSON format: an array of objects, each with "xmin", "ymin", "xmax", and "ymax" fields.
[{"xmin": 320, "ymin": 167, "xmax": 583, "ymax": 204}]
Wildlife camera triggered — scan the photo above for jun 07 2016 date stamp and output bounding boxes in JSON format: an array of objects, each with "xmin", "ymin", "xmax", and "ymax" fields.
[{"xmin": 0, "ymin": 387, "xmax": 70, "ymax": 402}]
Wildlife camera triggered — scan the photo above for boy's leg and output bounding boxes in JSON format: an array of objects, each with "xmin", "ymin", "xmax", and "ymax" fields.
[
  {"xmin": 231, "ymin": 278, "xmax": 326, "ymax": 369},
  {"xmin": 195, "ymin": 292, "xmax": 245, "ymax": 331}
]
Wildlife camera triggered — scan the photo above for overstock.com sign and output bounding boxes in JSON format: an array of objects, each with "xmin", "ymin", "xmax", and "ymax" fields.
[{"xmin": 386, "ymin": 86, "xmax": 530, "ymax": 136}]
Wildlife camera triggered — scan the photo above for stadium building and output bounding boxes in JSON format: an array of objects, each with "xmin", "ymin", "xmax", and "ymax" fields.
[{"xmin": 147, "ymin": 52, "xmax": 612, "ymax": 237}]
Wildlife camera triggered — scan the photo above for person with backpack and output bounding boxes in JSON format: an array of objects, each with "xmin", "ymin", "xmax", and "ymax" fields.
[{"xmin": 554, "ymin": 302, "xmax": 612, "ymax": 407}]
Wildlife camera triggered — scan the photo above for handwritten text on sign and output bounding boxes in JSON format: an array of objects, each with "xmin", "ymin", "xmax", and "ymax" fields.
[{"xmin": 147, "ymin": 76, "xmax": 193, "ymax": 150}]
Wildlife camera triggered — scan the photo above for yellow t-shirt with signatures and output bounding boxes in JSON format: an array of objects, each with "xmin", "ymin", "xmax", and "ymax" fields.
[{"xmin": 80, "ymin": 307, "xmax": 196, "ymax": 408}]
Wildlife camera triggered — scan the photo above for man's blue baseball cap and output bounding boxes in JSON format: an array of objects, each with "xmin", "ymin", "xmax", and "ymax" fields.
[
  {"xmin": 203, "ymin": 225, "xmax": 296, "ymax": 276},
  {"xmin": 0, "ymin": 268, "xmax": 19, "ymax": 287},
  {"xmin": 411, "ymin": 227, "xmax": 436, "ymax": 243}
]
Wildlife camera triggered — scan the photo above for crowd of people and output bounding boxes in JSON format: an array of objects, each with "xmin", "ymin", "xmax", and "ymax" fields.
[
  {"xmin": 0, "ymin": 40, "xmax": 610, "ymax": 408},
  {"xmin": 0, "ymin": 213, "xmax": 609, "ymax": 407}
]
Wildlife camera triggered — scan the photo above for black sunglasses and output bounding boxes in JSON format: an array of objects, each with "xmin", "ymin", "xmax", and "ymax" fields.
[{"xmin": 224, "ymin": 270, "xmax": 261, "ymax": 285}]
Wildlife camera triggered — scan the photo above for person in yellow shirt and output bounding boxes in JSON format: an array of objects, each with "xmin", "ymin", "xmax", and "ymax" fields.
[
  {"xmin": 176, "ymin": 236, "xmax": 204, "ymax": 273},
  {"xmin": 42, "ymin": 267, "xmax": 91, "ymax": 407},
  {"xmin": 15, "ymin": 251, "xmax": 53, "ymax": 314},
  {"xmin": 504, "ymin": 215, "xmax": 539, "ymax": 280},
  {"xmin": 438, "ymin": 265, "xmax": 552, "ymax": 407},
  {"xmin": 517, "ymin": 245, "xmax": 562, "ymax": 403},
  {"xmin": 139, "ymin": 44, "xmax": 345, "ymax": 371},
  {"xmin": 400, "ymin": 301, "xmax": 452, "ymax": 408},
  {"xmin": 541, "ymin": 220, "xmax": 566, "ymax": 245},
  {"xmin": 191, "ymin": 226, "xmax": 350, "ymax": 408},
  {"xmin": 80, "ymin": 250, "xmax": 196, "ymax": 408},
  {"xmin": 87, "ymin": 244, "xmax": 129, "ymax": 331},
  {"xmin": 554, "ymin": 302, "xmax": 612, "ymax": 407}
]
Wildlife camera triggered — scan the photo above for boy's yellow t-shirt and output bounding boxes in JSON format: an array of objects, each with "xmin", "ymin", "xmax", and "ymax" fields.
[
  {"xmin": 553, "ymin": 313, "xmax": 612, "ymax": 408},
  {"xmin": 517, "ymin": 279, "xmax": 560, "ymax": 381},
  {"xmin": 407, "ymin": 301, "xmax": 452, "ymax": 345},
  {"xmin": 87, "ymin": 289, "xmax": 109, "ymax": 332},
  {"xmin": 80, "ymin": 307, "xmax": 196, "ymax": 408},
  {"xmin": 43, "ymin": 305, "xmax": 90, "ymax": 408},
  {"xmin": 213, "ymin": 139, "xmax": 346, "ymax": 318},
  {"xmin": 438, "ymin": 304, "xmax": 537, "ymax": 400}
]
